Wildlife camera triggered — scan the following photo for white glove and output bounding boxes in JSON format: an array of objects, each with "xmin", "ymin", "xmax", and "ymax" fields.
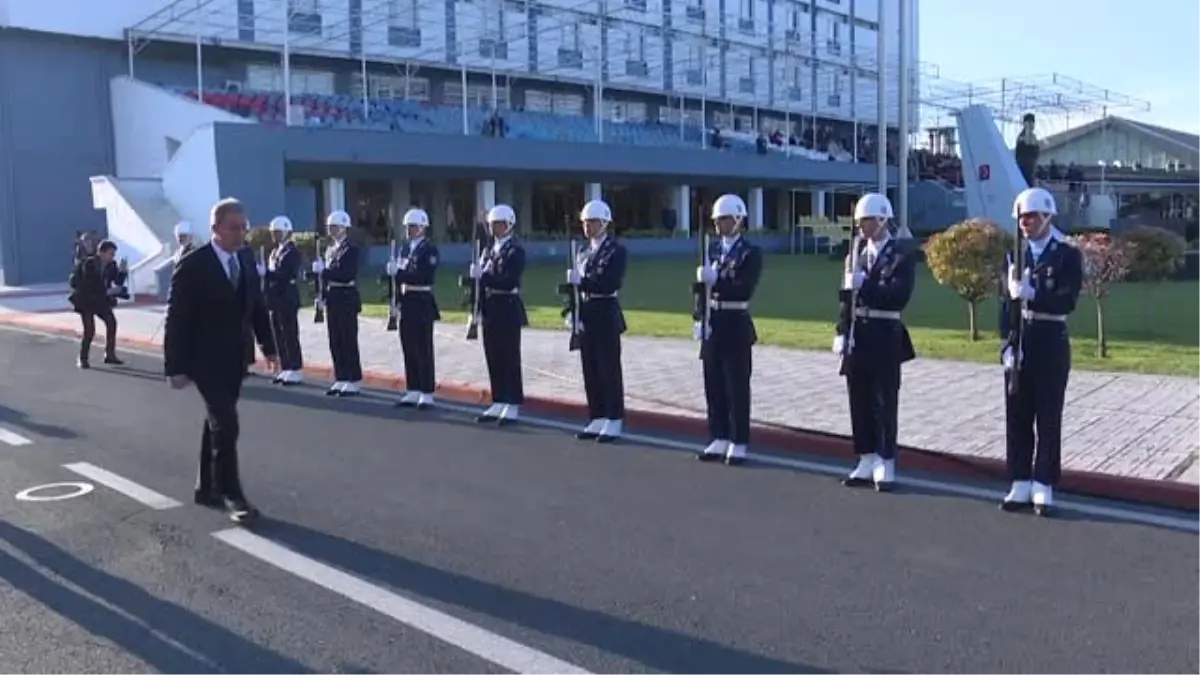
[
  {"xmin": 255, "ymin": 263, "xmax": 266, "ymax": 276},
  {"xmin": 1001, "ymin": 346, "xmax": 1015, "ymax": 370},
  {"xmin": 567, "ymin": 268, "xmax": 581, "ymax": 285},
  {"xmin": 398, "ymin": 258, "xmax": 410, "ymax": 271},
  {"xmin": 692, "ymin": 321, "xmax": 704, "ymax": 340},
  {"xmin": 832, "ymin": 335, "xmax": 844, "ymax": 353},
  {"xmin": 311, "ymin": 260, "xmax": 325, "ymax": 274},
  {"xmin": 697, "ymin": 264, "xmax": 717, "ymax": 285},
  {"xmin": 267, "ymin": 260, "xmax": 278, "ymax": 272},
  {"xmin": 469, "ymin": 262, "xmax": 483, "ymax": 279},
  {"xmin": 843, "ymin": 271, "xmax": 866, "ymax": 290},
  {"xmin": 386, "ymin": 260, "xmax": 399, "ymax": 275},
  {"xmin": 1008, "ymin": 266, "xmax": 1035, "ymax": 300}
]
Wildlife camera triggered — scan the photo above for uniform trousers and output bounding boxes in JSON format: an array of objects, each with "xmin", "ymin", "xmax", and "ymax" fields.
[
  {"xmin": 483, "ymin": 318, "xmax": 523, "ymax": 404},
  {"xmin": 702, "ymin": 333, "xmax": 753, "ymax": 444},
  {"xmin": 1004, "ymin": 361, "xmax": 1069, "ymax": 486},
  {"xmin": 270, "ymin": 307, "xmax": 303, "ymax": 371},
  {"xmin": 580, "ymin": 329, "xmax": 624, "ymax": 420},
  {"xmin": 194, "ymin": 369, "xmax": 246, "ymax": 500},
  {"xmin": 846, "ymin": 360, "xmax": 901, "ymax": 459},
  {"xmin": 399, "ymin": 316, "xmax": 436, "ymax": 393},
  {"xmin": 326, "ymin": 304, "xmax": 362, "ymax": 382}
]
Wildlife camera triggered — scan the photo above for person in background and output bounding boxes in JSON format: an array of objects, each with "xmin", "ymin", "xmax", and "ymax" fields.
[{"xmin": 68, "ymin": 239, "xmax": 125, "ymax": 369}]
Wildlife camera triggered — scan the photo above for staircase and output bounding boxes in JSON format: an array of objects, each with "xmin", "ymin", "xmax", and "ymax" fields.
[{"xmin": 90, "ymin": 176, "xmax": 181, "ymax": 298}]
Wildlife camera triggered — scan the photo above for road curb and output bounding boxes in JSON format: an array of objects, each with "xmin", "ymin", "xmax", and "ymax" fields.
[{"xmin": 3, "ymin": 311, "xmax": 1195, "ymax": 513}]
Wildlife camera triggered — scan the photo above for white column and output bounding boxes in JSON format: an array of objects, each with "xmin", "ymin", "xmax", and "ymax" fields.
[
  {"xmin": 675, "ymin": 184, "xmax": 691, "ymax": 234},
  {"xmin": 388, "ymin": 179, "xmax": 412, "ymax": 236},
  {"xmin": 585, "ymin": 182, "xmax": 602, "ymax": 201},
  {"xmin": 323, "ymin": 178, "xmax": 346, "ymax": 214},
  {"xmin": 475, "ymin": 180, "xmax": 496, "ymax": 217},
  {"xmin": 812, "ymin": 190, "xmax": 827, "ymax": 218},
  {"xmin": 748, "ymin": 187, "xmax": 764, "ymax": 230}
]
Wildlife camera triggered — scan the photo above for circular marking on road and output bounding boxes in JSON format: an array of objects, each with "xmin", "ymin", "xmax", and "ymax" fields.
[{"xmin": 15, "ymin": 482, "xmax": 95, "ymax": 502}]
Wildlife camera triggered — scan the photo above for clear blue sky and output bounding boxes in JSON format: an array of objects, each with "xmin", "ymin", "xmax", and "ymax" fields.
[{"xmin": 919, "ymin": 0, "xmax": 1199, "ymax": 134}]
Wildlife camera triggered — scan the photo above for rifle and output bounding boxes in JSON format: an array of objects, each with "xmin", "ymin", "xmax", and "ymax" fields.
[
  {"xmin": 692, "ymin": 233, "xmax": 712, "ymax": 359},
  {"xmin": 382, "ymin": 236, "xmax": 398, "ymax": 331},
  {"xmin": 556, "ymin": 238, "xmax": 582, "ymax": 352},
  {"xmin": 837, "ymin": 233, "xmax": 863, "ymax": 376},
  {"xmin": 1005, "ymin": 230, "xmax": 1028, "ymax": 395},
  {"xmin": 312, "ymin": 237, "xmax": 325, "ymax": 324}
]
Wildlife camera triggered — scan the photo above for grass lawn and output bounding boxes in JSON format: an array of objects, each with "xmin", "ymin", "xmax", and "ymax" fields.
[{"xmin": 330, "ymin": 255, "xmax": 1198, "ymax": 376}]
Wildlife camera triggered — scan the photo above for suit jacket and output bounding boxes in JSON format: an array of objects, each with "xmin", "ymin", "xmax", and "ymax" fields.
[
  {"xmin": 68, "ymin": 256, "xmax": 117, "ymax": 314},
  {"xmin": 163, "ymin": 241, "xmax": 276, "ymax": 382}
]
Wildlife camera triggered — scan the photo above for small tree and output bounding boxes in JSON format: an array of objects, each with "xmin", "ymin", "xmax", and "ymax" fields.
[
  {"xmin": 923, "ymin": 218, "xmax": 1008, "ymax": 341},
  {"xmin": 1072, "ymin": 232, "xmax": 1134, "ymax": 358},
  {"xmin": 1122, "ymin": 224, "xmax": 1187, "ymax": 281}
]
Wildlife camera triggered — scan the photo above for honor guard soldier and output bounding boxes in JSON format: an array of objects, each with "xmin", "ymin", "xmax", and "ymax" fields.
[
  {"xmin": 388, "ymin": 207, "xmax": 440, "ymax": 409},
  {"xmin": 470, "ymin": 204, "xmax": 527, "ymax": 424},
  {"xmin": 694, "ymin": 194, "xmax": 763, "ymax": 466},
  {"xmin": 999, "ymin": 187, "xmax": 1082, "ymax": 517},
  {"xmin": 311, "ymin": 210, "xmax": 364, "ymax": 396},
  {"xmin": 258, "ymin": 216, "xmax": 304, "ymax": 385},
  {"xmin": 174, "ymin": 221, "xmax": 196, "ymax": 264},
  {"xmin": 835, "ymin": 193, "xmax": 918, "ymax": 491},
  {"xmin": 566, "ymin": 199, "xmax": 627, "ymax": 443}
]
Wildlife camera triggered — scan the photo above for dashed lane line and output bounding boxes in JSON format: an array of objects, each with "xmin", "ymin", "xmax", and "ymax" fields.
[{"xmin": 62, "ymin": 461, "xmax": 183, "ymax": 510}]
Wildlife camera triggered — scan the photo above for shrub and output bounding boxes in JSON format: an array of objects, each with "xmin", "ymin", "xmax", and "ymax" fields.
[
  {"xmin": 923, "ymin": 218, "xmax": 1008, "ymax": 341},
  {"xmin": 1072, "ymin": 232, "xmax": 1134, "ymax": 357},
  {"xmin": 1121, "ymin": 225, "xmax": 1187, "ymax": 281}
]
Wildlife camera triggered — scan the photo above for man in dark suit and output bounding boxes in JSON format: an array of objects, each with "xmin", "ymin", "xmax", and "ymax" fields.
[
  {"xmin": 68, "ymin": 239, "xmax": 126, "ymax": 368},
  {"xmin": 164, "ymin": 197, "xmax": 279, "ymax": 523}
]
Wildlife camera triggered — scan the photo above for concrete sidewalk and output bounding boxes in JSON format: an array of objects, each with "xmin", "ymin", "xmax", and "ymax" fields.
[{"xmin": 10, "ymin": 304, "xmax": 1198, "ymax": 485}]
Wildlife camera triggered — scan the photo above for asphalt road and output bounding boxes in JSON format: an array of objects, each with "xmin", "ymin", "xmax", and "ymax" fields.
[{"xmin": 0, "ymin": 326, "xmax": 1196, "ymax": 674}]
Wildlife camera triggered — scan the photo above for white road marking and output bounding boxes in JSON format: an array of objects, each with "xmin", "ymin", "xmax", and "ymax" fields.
[
  {"xmin": 62, "ymin": 462, "xmax": 182, "ymax": 510},
  {"xmin": 0, "ymin": 427, "xmax": 33, "ymax": 446},
  {"xmin": 15, "ymin": 481, "xmax": 95, "ymax": 501},
  {"xmin": 212, "ymin": 528, "xmax": 591, "ymax": 675},
  {"xmin": 2, "ymin": 325, "xmax": 1193, "ymax": 533}
]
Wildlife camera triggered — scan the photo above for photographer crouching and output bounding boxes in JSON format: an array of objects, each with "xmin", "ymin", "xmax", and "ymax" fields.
[{"xmin": 67, "ymin": 239, "xmax": 127, "ymax": 368}]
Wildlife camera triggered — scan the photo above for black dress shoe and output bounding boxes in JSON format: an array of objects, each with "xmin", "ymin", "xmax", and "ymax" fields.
[
  {"xmin": 496, "ymin": 417, "xmax": 517, "ymax": 427},
  {"xmin": 596, "ymin": 434, "xmax": 618, "ymax": 444},
  {"xmin": 724, "ymin": 455, "xmax": 745, "ymax": 466},
  {"xmin": 841, "ymin": 476, "xmax": 873, "ymax": 488},
  {"xmin": 225, "ymin": 498, "xmax": 260, "ymax": 523},
  {"xmin": 696, "ymin": 452, "xmax": 722, "ymax": 462},
  {"xmin": 103, "ymin": 355, "xmax": 123, "ymax": 365},
  {"xmin": 77, "ymin": 358, "xmax": 90, "ymax": 369},
  {"xmin": 1033, "ymin": 503, "xmax": 1052, "ymax": 517},
  {"xmin": 325, "ymin": 387, "xmax": 339, "ymax": 396},
  {"xmin": 873, "ymin": 481, "xmax": 894, "ymax": 493},
  {"xmin": 575, "ymin": 431, "xmax": 598, "ymax": 440},
  {"xmin": 476, "ymin": 413, "xmax": 499, "ymax": 423},
  {"xmin": 999, "ymin": 500, "xmax": 1031, "ymax": 512},
  {"xmin": 193, "ymin": 489, "xmax": 221, "ymax": 507}
]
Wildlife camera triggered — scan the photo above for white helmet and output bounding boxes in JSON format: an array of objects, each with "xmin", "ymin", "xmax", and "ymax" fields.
[
  {"xmin": 326, "ymin": 210, "xmax": 352, "ymax": 228},
  {"xmin": 711, "ymin": 194, "xmax": 748, "ymax": 221},
  {"xmin": 173, "ymin": 221, "xmax": 192, "ymax": 237},
  {"xmin": 486, "ymin": 204, "xmax": 516, "ymax": 225},
  {"xmin": 268, "ymin": 216, "xmax": 293, "ymax": 232},
  {"xmin": 854, "ymin": 193, "xmax": 894, "ymax": 221},
  {"xmin": 580, "ymin": 199, "xmax": 613, "ymax": 222},
  {"xmin": 1012, "ymin": 187, "xmax": 1057, "ymax": 218},
  {"xmin": 402, "ymin": 207, "xmax": 430, "ymax": 228}
]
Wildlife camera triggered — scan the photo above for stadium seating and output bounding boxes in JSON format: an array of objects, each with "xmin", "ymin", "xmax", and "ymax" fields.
[{"xmin": 169, "ymin": 85, "xmax": 846, "ymax": 161}]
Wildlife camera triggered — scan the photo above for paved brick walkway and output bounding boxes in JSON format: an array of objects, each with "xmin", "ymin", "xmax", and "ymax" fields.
[{"xmin": 18, "ymin": 304, "xmax": 1199, "ymax": 484}]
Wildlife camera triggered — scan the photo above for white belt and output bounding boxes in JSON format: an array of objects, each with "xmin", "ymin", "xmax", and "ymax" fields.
[
  {"xmin": 401, "ymin": 284, "xmax": 432, "ymax": 293},
  {"xmin": 1022, "ymin": 310, "xmax": 1067, "ymax": 322},
  {"xmin": 326, "ymin": 281, "xmax": 356, "ymax": 288},
  {"xmin": 855, "ymin": 308, "xmax": 901, "ymax": 320},
  {"xmin": 583, "ymin": 292, "xmax": 618, "ymax": 299},
  {"xmin": 486, "ymin": 287, "xmax": 520, "ymax": 295},
  {"xmin": 710, "ymin": 300, "xmax": 749, "ymax": 310}
]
